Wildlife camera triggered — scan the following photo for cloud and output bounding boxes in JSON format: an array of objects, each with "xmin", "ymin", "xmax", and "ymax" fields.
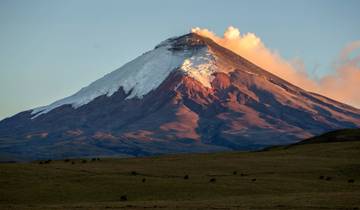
[
  {"xmin": 318, "ymin": 41, "xmax": 360, "ymax": 107},
  {"xmin": 192, "ymin": 26, "xmax": 360, "ymax": 108}
]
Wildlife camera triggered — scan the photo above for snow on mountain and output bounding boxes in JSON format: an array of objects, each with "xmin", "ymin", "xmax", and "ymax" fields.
[
  {"xmin": 31, "ymin": 36, "xmax": 219, "ymax": 118},
  {"xmin": 180, "ymin": 48, "xmax": 218, "ymax": 88}
]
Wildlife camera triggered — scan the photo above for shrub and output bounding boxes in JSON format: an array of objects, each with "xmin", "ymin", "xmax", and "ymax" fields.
[
  {"xmin": 71, "ymin": 161, "xmax": 75, "ymax": 165},
  {"xmin": 82, "ymin": 160, "xmax": 87, "ymax": 163},
  {"xmin": 142, "ymin": 178, "xmax": 146, "ymax": 183},
  {"xmin": 184, "ymin": 175, "xmax": 189, "ymax": 180},
  {"xmin": 131, "ymin": 171, "xmax": 138, "ymax": 176},
  {"xmin": 252, "ymin": 178, "xmax": 257, "ymax": 182},
  {"xmin": 233, "ymin": 171, "xmax": 237, "ymax": 175},
  {"xmin": 348, "ymin": 179, "xmax": 355, "ymax": 183},
  {"xmin": 319, "ymin": 175, "xmax": 324, "ymax": 179},
  {"xmin": 64, "ymin": 159, "xmax": 70, "ymax": 162},
  {"xmin": 325, "ymin": 177, "xmax": 332, "ymax": 181},
  {"xmin": 120, "ymin": 195, "xmax": 127, "ymax": 201},
  {"xmin": 209, "ymin": 178, "xmax": 216, "ymax": 183}
]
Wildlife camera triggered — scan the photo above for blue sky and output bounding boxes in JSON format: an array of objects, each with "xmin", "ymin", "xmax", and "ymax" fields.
[{"xmin": 0, "ymin": 0, "xmax": 359, "ymax": 119}]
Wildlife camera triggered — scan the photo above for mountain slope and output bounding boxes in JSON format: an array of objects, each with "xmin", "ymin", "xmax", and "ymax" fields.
[
  {"xmin": 296, "ymin": 128, "xmax": 360, "ymax": 144},
  {"xmin": 0, "ymin": 33, "xmax": 360, "ymax": 160}
]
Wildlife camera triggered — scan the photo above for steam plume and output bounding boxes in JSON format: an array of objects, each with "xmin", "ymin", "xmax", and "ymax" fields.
[{"xmin": 192, "ymin": 26, "xmax": 360, "ymax": 108}]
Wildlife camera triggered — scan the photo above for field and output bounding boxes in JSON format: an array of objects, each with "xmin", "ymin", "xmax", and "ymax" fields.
[{"xmin": 0, "ymin": 141, "xmax": 359, "ymax": 210}]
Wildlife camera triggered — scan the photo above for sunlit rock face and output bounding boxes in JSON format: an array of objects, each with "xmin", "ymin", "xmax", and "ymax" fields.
[{"xmin": 0, "ymin": 33, "xmax": 359, "ymax": 160}]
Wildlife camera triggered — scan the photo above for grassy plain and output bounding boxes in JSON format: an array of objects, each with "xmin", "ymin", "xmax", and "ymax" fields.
[{"xmin": 0, "ymin": 141, "xmax": 359, "ymax": 210}]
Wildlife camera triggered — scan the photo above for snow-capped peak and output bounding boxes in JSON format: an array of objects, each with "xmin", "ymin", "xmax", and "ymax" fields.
[{"xmin": 31, "ymin": 34, "xmax": 219, "ymax": 118}]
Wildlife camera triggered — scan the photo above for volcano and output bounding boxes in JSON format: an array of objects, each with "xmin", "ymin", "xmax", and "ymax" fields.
[{"xmin": 1, "ymin": 33, "xmax": 360, "ymax": 160}]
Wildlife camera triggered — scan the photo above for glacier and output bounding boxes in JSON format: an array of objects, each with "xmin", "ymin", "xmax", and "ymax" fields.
[{"xmin": 31, "ymin": 37, "xmax": 219, "ymax": 118}]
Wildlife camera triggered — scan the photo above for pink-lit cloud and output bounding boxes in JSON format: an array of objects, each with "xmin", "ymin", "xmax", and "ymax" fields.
[{"xmin": 192, "ymin": 26, "xmax": 360, "ymax": 108}]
